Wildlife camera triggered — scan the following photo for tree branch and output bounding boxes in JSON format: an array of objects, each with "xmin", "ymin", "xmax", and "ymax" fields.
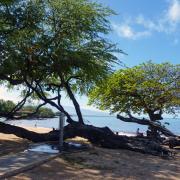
[
  {"xmin": 12, "ymin": 102, "xmax": 47, "ymax": 120},
  {"xmin": 117, "ymin": 114, "xmax": 176, "ymax": 137},
  {"xmin": 67, "ymin": 75, "xmax": 83, "ymax": 83},
  {"xmin": 6, "ymin": 88, "xmax": 33, "ymax": 119},
  {"xmin": 24, "ymin": 79, "xmax": 75, "ymax": 124}
]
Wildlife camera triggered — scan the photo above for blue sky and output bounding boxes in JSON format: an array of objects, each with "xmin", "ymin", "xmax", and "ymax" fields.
[
  {"xmin": 0, "ymin": 0, "xmax": 180, "ymax": 111},
  {"xmin": 98, "ymin": 0, "xmax": 180, "ymax": 67}
]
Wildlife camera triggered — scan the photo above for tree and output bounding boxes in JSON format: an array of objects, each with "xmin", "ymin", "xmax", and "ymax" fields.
[
  {"xmin": 89, "ymin": 62, "xmax": 180, "ymax": 137},
  {"xmin": 0, "ymin": 99, "xmax": 15, "ymax": 116},
  {"xmin": 36, "ymin": 107, "xmax": 55, "ymax": 118},
  {"xmin": 16, "ymin": 105, "xmax": 55, "ymax": 118},
  {"xmin": 0, "ymin": 0, "xmax": 121, "ymax": 124},
  {"xmin": 0, "ymin": 1, "xmax": 174, "ymax": 155}
]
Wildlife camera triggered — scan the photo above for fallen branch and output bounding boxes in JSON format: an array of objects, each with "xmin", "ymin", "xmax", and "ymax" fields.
[{"xmin": 0, "ymin": 122, "xmax": 171, "ymax": 156}]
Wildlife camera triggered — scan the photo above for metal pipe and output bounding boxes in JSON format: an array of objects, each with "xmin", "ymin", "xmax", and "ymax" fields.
[{"xmin": 59, "ymin": 113, "xmax": 65, "ymax": 151}]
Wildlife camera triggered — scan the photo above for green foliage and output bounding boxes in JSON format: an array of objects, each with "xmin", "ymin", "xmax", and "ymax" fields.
[
  {"xmin": 0, "ymin": 99, "xmax": 15, "ymax": 113},
  {"xmin": 21, "ymin": 105, "xmax": 55, "ymax": 118},
  {"xmin": 0, "ymin": 0, "xmax": 120, "ymax": 94},
  {"xmin": 89, "ymin": 62, "xmax": 180, "ymax": 116},
  {"xmin": 0, "ymin": 99, "xmax": 55, "ymax": 118},
  {"xmin": 38, "ymin": 107, "xmax": 55, "ymax": 118}
]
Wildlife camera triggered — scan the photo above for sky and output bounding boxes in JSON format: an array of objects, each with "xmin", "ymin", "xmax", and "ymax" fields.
[
  {"xmin": 0, "ymin": 0, "xmax": 180, "ymax": 111},
  {"xmin": 98, "ymin": 0, "xmax": 180, "ymax": 67}
]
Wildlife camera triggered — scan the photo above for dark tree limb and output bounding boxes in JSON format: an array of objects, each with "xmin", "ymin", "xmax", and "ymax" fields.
[
  {"xmin": 6, "ymin": 88, "xmax": 34, "ymax": 119},
  {"xmin": 67, "ymin": 75, "xmax": 83, "ymax": 83},
  {"xmin": 11, "ymin": 102, "xmax": 47, "ymax": 120},
  {"xmin": 24, "ymin": 79, "xmax": 75, "ymax": 124},
  {"xmin": 0, "ymin": 122, "xmax": 171, "ymax": 156},
  {"xmin": 64, "ymin": 82, "xmax": 84, "ymax": 124},
  {"xmin": 117, "ymin": 114, "xmax": 176, "ymax": 137},
  {"xmin": 0, "ymin": 122, "xmax": 57, "ymax": 142}
]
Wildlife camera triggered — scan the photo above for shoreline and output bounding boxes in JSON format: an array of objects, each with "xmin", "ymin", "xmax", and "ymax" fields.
[
  {"xmin": 3, "ymin": 116, "xmax": 180, "ymax": 136},
  {"xmin": 0, "ymin": 126, "xmax": 179, "ymax": 179}
]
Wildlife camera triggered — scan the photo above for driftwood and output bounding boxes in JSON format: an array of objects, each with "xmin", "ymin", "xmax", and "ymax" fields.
[{"xmin": 0, "ymin": 122, "xmax": 171, "ymax": 156}]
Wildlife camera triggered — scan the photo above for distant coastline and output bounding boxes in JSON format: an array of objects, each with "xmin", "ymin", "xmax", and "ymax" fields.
[{"xmin": 6, "ymin": 117, "xmax": 180, "ymax": 135}]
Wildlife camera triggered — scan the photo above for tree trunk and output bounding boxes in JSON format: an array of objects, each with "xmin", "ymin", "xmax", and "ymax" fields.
[
  {"xmin": 0, "ymin": 122, "xmax": 58, "ymax": 142},
  {"xmin": 147, "ymin": 112, "xmax": 161, "ymax": 138},
  {"xmin": 0, "ymin": 122, "xmax": 171, "ymax": 156},
  {"xmin": 64, "ymin": 82, "xmax": 84, "ymax": 124}
]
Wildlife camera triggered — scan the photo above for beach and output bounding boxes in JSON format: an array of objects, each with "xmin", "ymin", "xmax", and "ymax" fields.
[
  {"xmin": 0, "ymin": 126, "xmax": 179, "ymax": 180},
  {"xmin": 0, "ymin": 126, "xmax": 51, "ymax": 156}
]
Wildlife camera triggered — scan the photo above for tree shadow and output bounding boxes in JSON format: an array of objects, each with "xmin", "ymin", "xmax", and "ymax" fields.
[
  {"xmin": 0, "ymin": 139, "xmax": 29, "ymax": 156},
  {"xmin": 12, "ymin": 148, "xmax": 180, "ymax": 180}
]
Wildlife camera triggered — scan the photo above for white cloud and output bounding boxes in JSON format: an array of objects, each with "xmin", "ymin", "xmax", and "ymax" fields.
[
  {"xmin": 113, "ymin": 0, "xmax": 180, "ymax": 40},
  {"xmin": 112, "ymin": 23, "xmax": 151, "ymax": 40},
  {"xmin": 135, "ymin": 15, "xmax": 163, "ymax": 32},
  {"xmin": 116, "ymin": 24, "xmax": 134, "ymax": 39},
  {"xmin": 167, "ymin": 0, "xmax": 180, "ymax": 22}
]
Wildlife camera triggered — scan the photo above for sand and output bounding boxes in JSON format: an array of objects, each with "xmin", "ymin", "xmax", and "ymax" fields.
[
  {"xmin": 0, "ymin": 126, "xmax": 51, "ymax": 156},
  {"xmin": 10, "ymin": 147, "xmax": 180, "ymax": 180},
  {"xmin": 0, "ymin": 126, "xmax": 179, "ymax": 180}
]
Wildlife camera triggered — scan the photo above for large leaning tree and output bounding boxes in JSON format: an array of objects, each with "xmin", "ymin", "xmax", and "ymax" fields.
[
  {"xmin": 0, "ymin": 0, "xmax": 121, "ymax": 123},
  {"xmin": 0, "ymin": 1, "xmax": 175, "ymax": 155},
  {"xmin": 89, "ymin": 62, "xmax": 180, "ymax": 138}
]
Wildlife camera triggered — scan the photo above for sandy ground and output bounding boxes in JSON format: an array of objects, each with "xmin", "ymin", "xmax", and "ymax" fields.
[
  {"xmin": 0, "ymin": 126, "xmax": 51, "ymax": 156},
  {"xmin": 0, "ymin": 126, "xmax": 179, "ymax": 180},
  {"xmin": 10, "ymin": 147, "xmax": 180, "ymax": 180}
]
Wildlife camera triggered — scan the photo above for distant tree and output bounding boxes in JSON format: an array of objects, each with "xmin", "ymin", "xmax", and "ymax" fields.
[
  {"xmin": 0, "ymin": 100, "xmax": 55, "ymax": 119},
  {"xmin": 0, "ymin": 99, "xmax": 15, "ymax": 116},
  {"xmin": 19, "ymin": 106, "xmax": 55, "ymax": 118},
  {"xmin": 38, "ymin": 107, "xmax": 55, "ymax": 118},
  {"xmin": 89, "ymin": 62, "xmax": 180, "ymax": 137},
  {"xmin": 0, "ymin": 0, "xmax": 121, "ymax": 124},
  {"xmin": 22, "ymin": 106, "xmax": 36, "ymax": 113}
]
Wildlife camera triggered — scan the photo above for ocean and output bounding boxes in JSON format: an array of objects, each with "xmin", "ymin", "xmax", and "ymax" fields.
[{"xmin": 5, "ymin": 115, "xmax": 180, "ymax": 135}]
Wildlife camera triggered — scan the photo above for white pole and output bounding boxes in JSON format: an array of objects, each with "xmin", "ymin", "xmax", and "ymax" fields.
[{"xmin": 59, "ymin": 113, "xmax": 65, "ymax": 151}]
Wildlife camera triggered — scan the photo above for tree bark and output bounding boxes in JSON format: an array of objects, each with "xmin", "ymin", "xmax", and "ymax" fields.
[
  {"xmin": 117, "ymin": 114, "xmax": 176, "ymax": 137},
  {"xmin": 0, "ymin": 122, "xmax": 171, "ymax": 156},
  {"xmin": 64, "ymin": 82, "xmax": 84, "ymax": 124},
  {"xmin": 147, "ymin": 111, "xmax": 163, "ymax": 138},
  {"xmin": 163, "ymin": 137, "xmax": 180, "ymax": 149},
  {"xmin": 0, "ymin": 122, "xmax": 58, "ymax": 142}
]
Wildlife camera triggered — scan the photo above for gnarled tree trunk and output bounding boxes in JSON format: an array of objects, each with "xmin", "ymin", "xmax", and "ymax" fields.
[{"xmin": 0, "ymin": 122, "xmax": 172, "ymax": 156}]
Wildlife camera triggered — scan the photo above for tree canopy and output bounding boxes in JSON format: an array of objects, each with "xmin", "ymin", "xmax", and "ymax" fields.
[
  {"xmin": 89, "ymin": 62, "xmax": 180, "ymax": 121},
  {"xmin": 0, "ymin": 0, "xmax": 121, "ymax": 124}
]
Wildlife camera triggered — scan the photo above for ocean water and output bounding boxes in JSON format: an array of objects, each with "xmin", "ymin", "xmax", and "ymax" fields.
[{"xmin": 6, "ymin": 116, "xmax": 180, "ymax": 135}]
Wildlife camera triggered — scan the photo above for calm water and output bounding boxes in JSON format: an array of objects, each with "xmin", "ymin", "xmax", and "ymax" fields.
[{"xmin": 5, "ymin": 116, "xmax": 180, "ymax": 135}]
